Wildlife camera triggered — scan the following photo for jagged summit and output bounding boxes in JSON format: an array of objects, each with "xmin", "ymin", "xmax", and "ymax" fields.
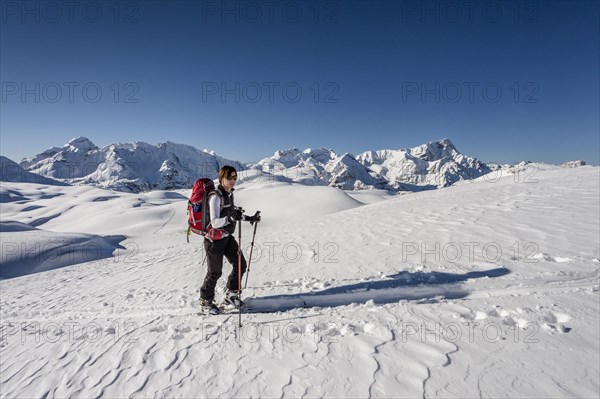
[
  {"xmin": 324, "ymin": 152, "xmax": 389, "ymax": 190},
  {"xmin": 19, "ymin": 138, "xmax": 490, "ymax": 193},
  {"xmin": 255, "ymin": 139, "xmax": 489, "ymax": 191},
  {"xmin": 64, "ymin": 136, "xmax": 98, "ymax": 152},
  {"xmin": 20, "ymin": 139, "xmax": 244, "ymax": 193},
  {"xmin": 355, "ymin": 138, "xmax": 490, "ymax": 190},
  {"xmin": 408, "ymin": 138, "xmax": 457, "ymax": 161}
]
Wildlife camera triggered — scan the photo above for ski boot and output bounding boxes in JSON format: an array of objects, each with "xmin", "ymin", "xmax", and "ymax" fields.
[
  {"xmin": 223, "ymin": 290, "xmax": 245, "ymax": 308},
  {"xmin": 200, "ymin": 298, "xmax": 222, "ymax": 315}
]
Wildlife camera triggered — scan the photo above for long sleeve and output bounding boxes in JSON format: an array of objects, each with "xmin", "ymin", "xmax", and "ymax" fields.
[{"xmin": 208, "ymin": 194, "xmax": 230, "ymax": 229}]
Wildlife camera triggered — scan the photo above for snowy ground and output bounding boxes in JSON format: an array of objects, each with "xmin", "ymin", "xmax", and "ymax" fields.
[{"xmin": 1, "ymin": 164, "xmax": 599, "ymax": 398}]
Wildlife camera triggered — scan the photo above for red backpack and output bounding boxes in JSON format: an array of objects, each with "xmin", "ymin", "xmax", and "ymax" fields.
[{"xmin": 186, "ymin": 178, "xmax": 215, "ymax": 241}]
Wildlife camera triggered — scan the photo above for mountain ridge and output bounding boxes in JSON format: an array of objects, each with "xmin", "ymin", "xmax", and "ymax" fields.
[
  {"xmin": 14, "ymin": 137, "xmax": 500, "ymax": 193},
  {"xmin": 19, "ymin": 137, "xmax": 245, "ymax": 192}
]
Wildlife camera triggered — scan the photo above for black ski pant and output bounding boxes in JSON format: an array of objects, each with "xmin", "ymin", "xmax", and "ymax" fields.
[{"xmin": 200, "ymin": 235, "xmax": 247, "ymax": 301}]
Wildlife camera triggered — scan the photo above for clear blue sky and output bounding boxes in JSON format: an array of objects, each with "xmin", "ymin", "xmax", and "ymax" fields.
[{"xmin": 1, "ymin": 0, "xmax": 598, "ymax": 165}]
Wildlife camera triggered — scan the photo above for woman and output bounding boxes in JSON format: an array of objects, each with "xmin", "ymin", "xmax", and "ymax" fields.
[{"xmin": 200, "ymin": 165, "xmax": 261, "ymax": 315}]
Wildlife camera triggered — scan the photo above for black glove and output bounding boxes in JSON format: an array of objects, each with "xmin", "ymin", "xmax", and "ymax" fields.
[
  {"xmin": 228, "ymin": 208, "xmax": 243, "ymax": 223},
  {"xmin": 248, "ymin": 211, "xmax": 261, "ymax": 225}
]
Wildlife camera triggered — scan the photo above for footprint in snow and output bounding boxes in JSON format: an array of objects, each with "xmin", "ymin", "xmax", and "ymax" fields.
[
  {"xmin": 149, "ymin": 325, "xmax": 168, "ymax": 333},
  {"xmin": 543, "ymin": 311, "xmax": 571, "ymax": 324}
]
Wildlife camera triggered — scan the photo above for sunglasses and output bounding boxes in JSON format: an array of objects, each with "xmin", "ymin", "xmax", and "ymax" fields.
[{"xmin": 226, "ymin": 175, "xmax": 238, "ymax": 181}]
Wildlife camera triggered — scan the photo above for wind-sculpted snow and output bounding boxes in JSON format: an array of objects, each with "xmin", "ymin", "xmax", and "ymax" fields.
[
  {"xmin": 0, "ymin": 164, "xmax": 598, "ymax": 398},
  {"xmin": 0, "ymin": 221, "xmax": 126, "ymax": 279}
]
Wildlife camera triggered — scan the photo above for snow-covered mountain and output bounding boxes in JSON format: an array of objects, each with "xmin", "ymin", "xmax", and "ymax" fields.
[
  {"xmin": 253, "ymin": 148, "xmax": 390, "ymax": 190},
  {"xmin": 356, "ymin": 138, "xmax": 491, "ymax": 190},
  {"xmin": 254, "ymin": 139, "xmax": 489, "ymax": 191},
  {"xmin": 19, "ymin": 137, "xmax": 489, "ymax": 193},
  {"xmin": 561, "ymin": 160, "xmax": 586, "ymax": 168},
  {"xmin": 20, "ymin": 137, "xmax": 245, "ymax": 193},
  {"xmin": 0, "ymin": 156, "xmax": 68, "ymax": 186}
]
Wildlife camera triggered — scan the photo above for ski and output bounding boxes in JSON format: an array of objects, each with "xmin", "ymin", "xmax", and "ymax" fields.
[
  {"xmin": 196, "ymin": 298, "xmax": 311, "ymax": 316},
  {"xmin": 195, "ymin": 304, "xmax": 293, "ymax": 316}
]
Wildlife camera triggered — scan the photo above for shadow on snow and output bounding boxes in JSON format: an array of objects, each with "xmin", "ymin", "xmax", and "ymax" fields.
[
  {"xmin": 0, "ymin": 221, "xmax": 127, "ymax": 279},
  {"xmin": 246, "ymin": 268, "xmax": 510, "ymax": 313}
]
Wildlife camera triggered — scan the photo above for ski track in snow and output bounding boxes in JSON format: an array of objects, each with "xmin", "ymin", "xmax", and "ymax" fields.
[{"xmin": 1, "ymin": 165, "xmax": 599, "ymax": 398}]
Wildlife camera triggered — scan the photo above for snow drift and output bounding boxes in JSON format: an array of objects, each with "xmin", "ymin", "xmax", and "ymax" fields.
[{"xmin": 0, "ymin": 163, "xmax": 598, "ymax": 398}]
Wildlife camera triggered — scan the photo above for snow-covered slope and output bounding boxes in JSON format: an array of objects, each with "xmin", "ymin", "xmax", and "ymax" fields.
[
  {"xmin": 0, "ymin": 221, "xmax": 125, "ymax": 279},
  {"xmin": 356, "ymin": 138, "xmax": 491, "ymax": 190},
  {"xmin": 1, "ymin": 163, "xmax": 598, "ymax": 398},
  {"xmin": 20, "ymin": 137, "xmax": 245, "ymax": 193},
  {"xmin": 0, "ymin": 156, "xmax": 67, "ymax": 186}
]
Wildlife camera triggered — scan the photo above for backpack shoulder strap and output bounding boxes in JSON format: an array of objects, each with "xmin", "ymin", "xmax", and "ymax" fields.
[
  {"xmin": 202, "ymin": 189, "xmax": 217, "ymax": 232},
  {"xmin": 208, "ymin": 188, "xmax": 222, "ymax": 198},
  {"xmin": 208, "ymin": 189, "xmax": 223, "ymax": 206},
  {"xmin": 205, "ymin": 188, "xmax": 225, "ymax": 219}
]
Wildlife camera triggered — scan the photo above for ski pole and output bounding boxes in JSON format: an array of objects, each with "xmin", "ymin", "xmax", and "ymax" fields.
[
  {"xmin": 201, "ymin": 248, "xmax": 208, "ymax": 267},
  {"xmin": 201, "ymin": 240, "xmax": 212, "ymax": 267},
  {"xmin": 237, "ymin": 218, "xmax": 243, "ymax": 328},
  {"xmin": 244, "ymin": 211, "xmax": 260, "ymax": 289}
]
